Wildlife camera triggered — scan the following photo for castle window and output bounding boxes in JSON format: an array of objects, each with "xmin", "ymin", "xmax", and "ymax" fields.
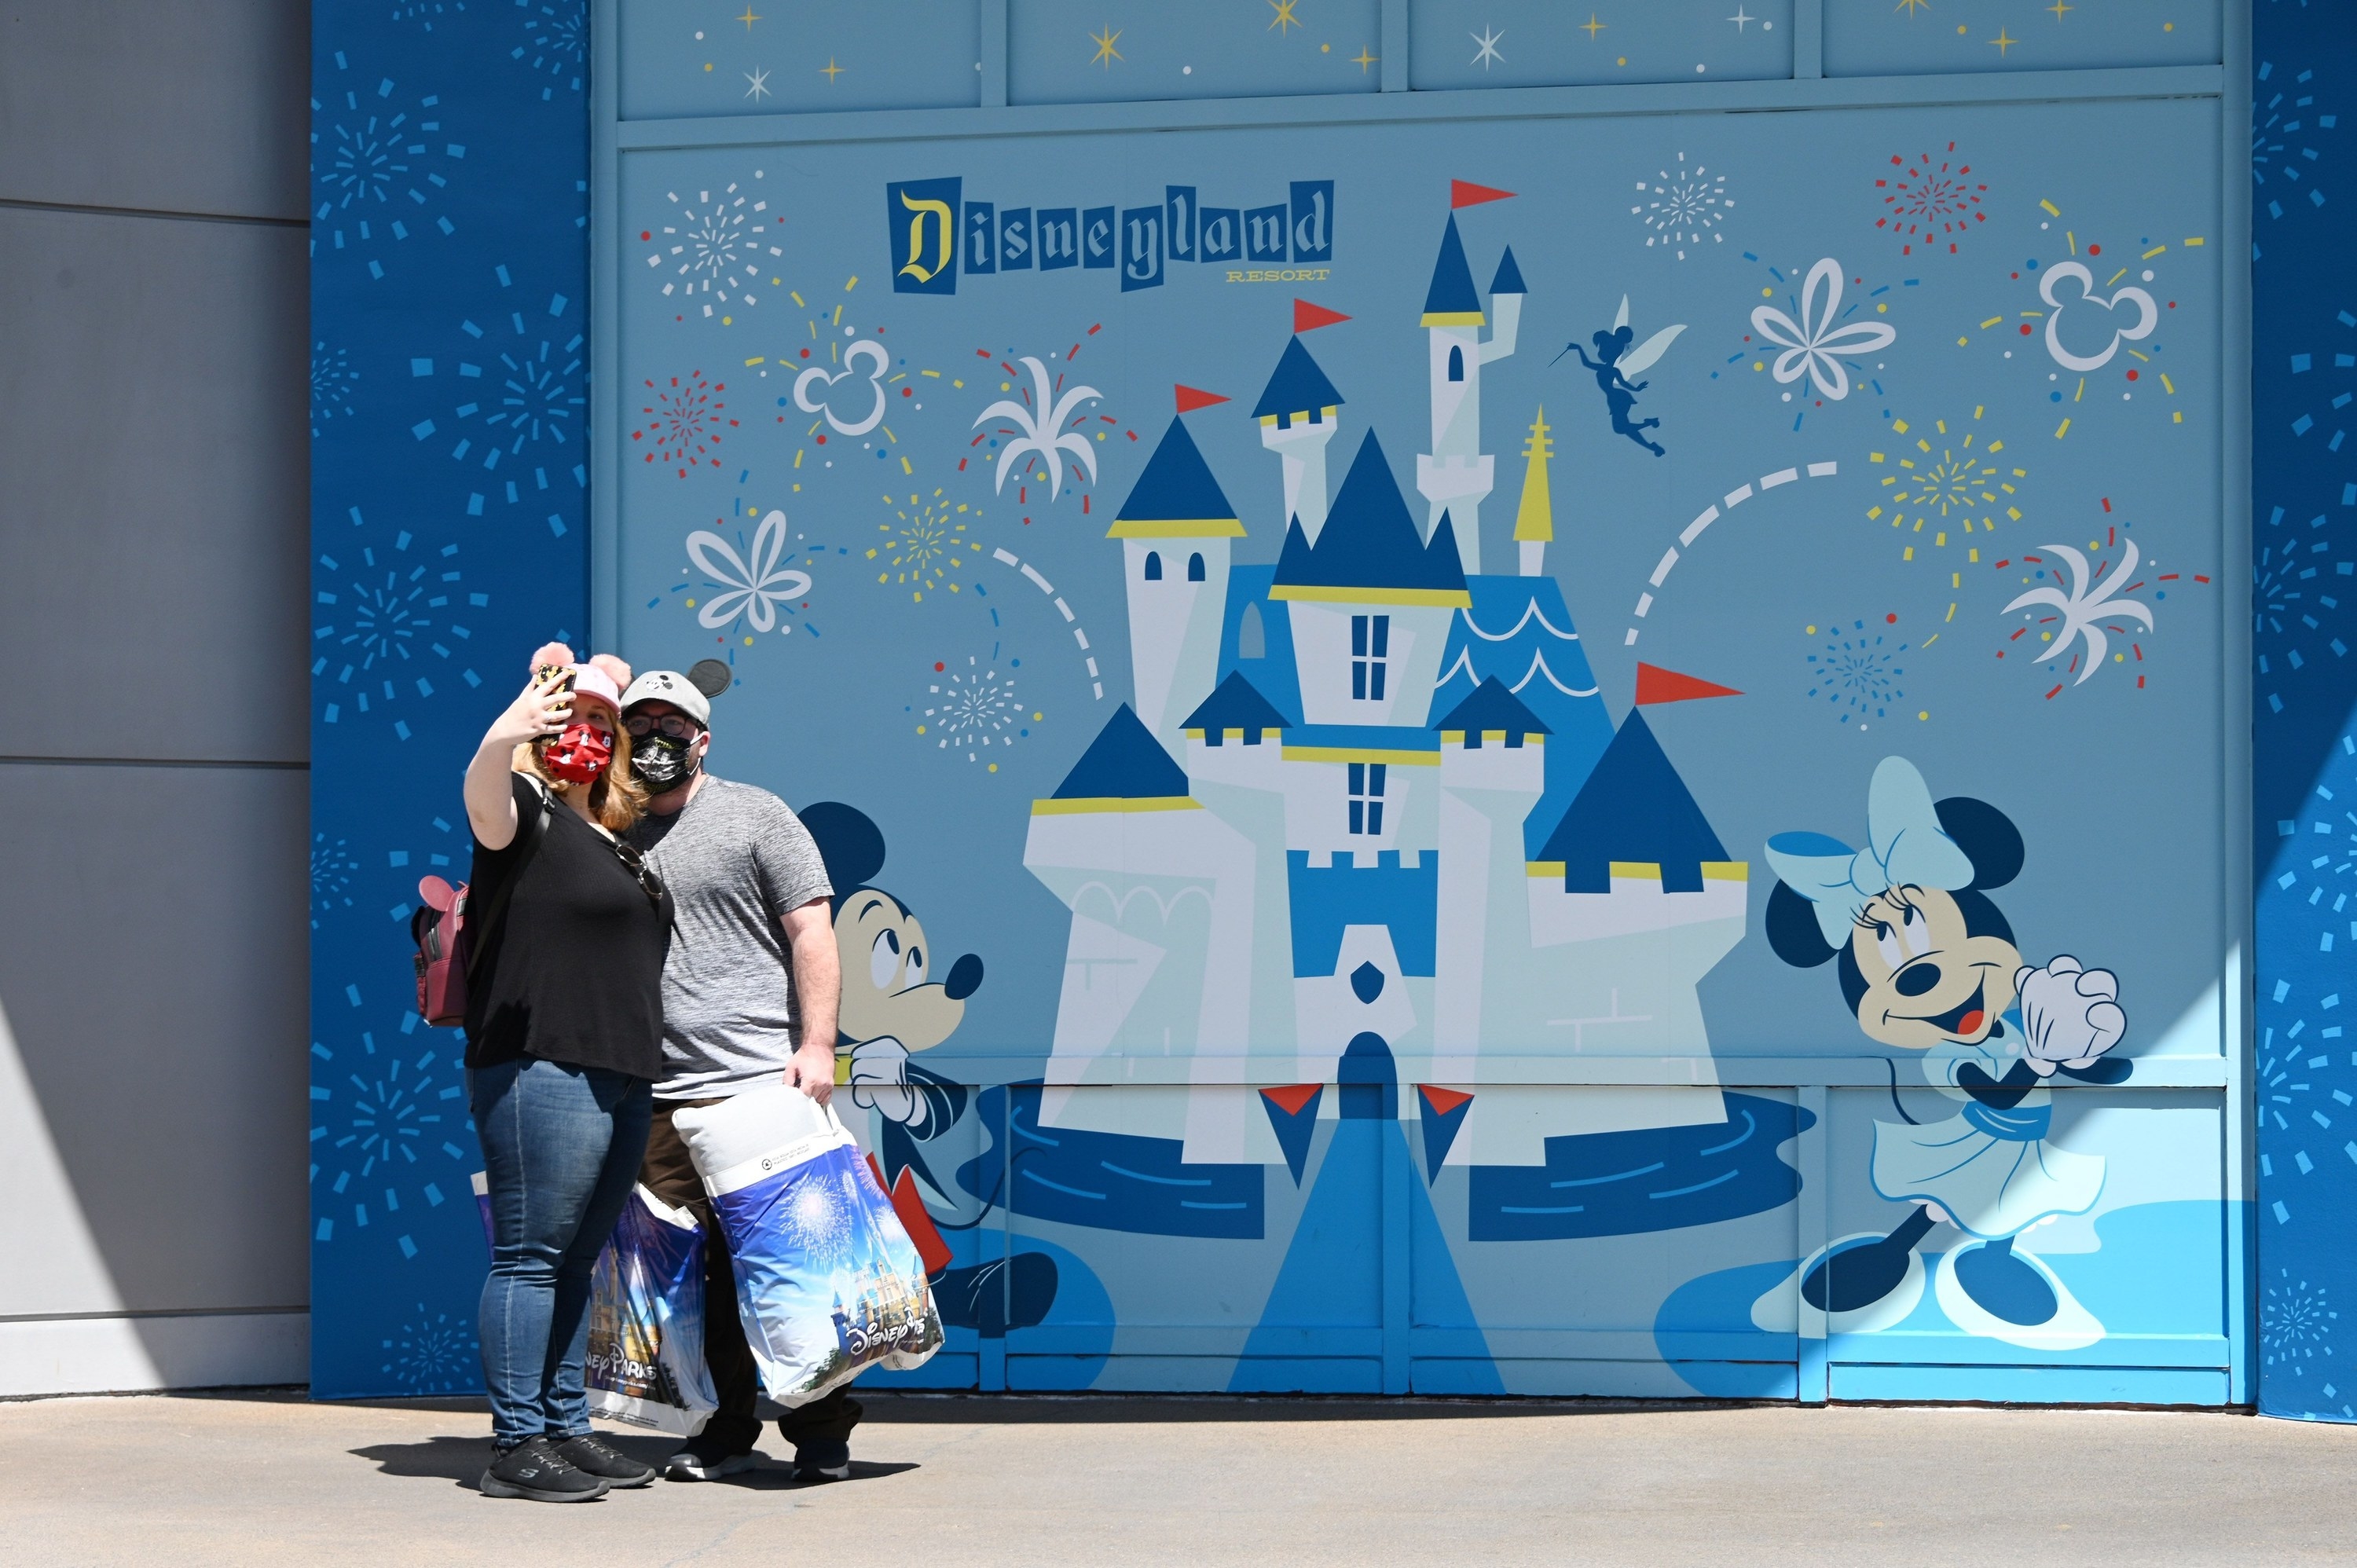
[
  {"xmin": 1350, "ymin": 614, "xmax": 1389, "ymax": 702},
  {"xmin": 1447, "ymin": 345, "xmax": 1464, "ymax": 383},
  {"xmin": 1186, "ymin": 551, "xmax": 1206, "ymax": 582},
  {"xmin": 1347, "ymin": 762, "xmax": 1387, "ymax": 837},
  {"xmin": 1238, "ymin": 601, "xmax": 1266, "ymax": 659},
  {"xmin": 1143, "ymin": 551, "xmax": 1163, "ymax": 581}
]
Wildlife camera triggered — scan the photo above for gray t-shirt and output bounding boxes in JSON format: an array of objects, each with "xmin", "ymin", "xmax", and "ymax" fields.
[{"xmin": 626, "ymin": 775, "xmax": 833, "ymax": 1100}]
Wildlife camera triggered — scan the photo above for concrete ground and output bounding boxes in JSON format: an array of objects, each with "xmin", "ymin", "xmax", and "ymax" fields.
[{"xmin": 5, "ymin": 1391, "xmax": 2355, "ymax": 1566}]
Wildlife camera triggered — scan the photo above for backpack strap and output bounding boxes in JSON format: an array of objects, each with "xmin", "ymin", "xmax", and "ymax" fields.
[{"xmin": 464, "ymin": 779, "xmax": 553, "ymax": 986}]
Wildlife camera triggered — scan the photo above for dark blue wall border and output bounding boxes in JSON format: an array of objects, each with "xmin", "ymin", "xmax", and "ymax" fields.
[
  {"xmin": 2253, "ymin": 0, "xmax": 2357, "ymax": 1424},
  {"xmin": 308, "ymin": 0, "xmax": 591, "ymax": 1398}
]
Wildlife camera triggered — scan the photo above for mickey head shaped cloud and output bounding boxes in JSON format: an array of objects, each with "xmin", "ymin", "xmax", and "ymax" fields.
[{"xmin": 2038, "ymin": 261, "xmax": 2157, "ymax": 373}]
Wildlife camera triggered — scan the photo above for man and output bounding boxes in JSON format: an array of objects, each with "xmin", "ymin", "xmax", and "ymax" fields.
[{"xmin": 618, "ymin": 666, "xmax": 860, "ymax": 1483}]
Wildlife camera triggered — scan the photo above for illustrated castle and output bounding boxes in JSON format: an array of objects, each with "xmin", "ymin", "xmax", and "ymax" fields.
[{"xmin": 1020, "ymin": 202, "xmax": 1756, "ymax": 1188}]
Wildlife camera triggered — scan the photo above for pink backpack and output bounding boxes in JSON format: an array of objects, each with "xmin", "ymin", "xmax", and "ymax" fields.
[{"xmin": 410, "ymin": 789, "xmax": 550, "ymax": 1028}]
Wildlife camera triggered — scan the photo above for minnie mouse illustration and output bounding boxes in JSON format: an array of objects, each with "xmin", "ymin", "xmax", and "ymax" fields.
[{"xmin": 1763, "ymin": 757, "xmax": 2131, "ymax": 1348}]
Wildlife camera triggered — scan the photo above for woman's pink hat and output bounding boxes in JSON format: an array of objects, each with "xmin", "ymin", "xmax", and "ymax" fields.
[{"xmin": 526, "ymin": 643, "xmax": 631, "ymax": 715}]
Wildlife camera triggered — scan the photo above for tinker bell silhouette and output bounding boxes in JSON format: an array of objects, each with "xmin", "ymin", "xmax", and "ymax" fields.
[{"xmin": 1552, "ymin": 296, "xmax": 1687, "ymax": 457}]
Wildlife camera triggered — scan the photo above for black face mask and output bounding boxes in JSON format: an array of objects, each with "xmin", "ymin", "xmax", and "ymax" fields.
[{"xmin": 629, "ymin": 731, "xmax": 700, "ymax": 789}]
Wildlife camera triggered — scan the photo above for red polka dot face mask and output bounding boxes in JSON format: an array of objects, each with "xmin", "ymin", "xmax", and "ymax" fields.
[{"xmin": 540, "ymin": 722, "xmax": 614, "ymax": 784}]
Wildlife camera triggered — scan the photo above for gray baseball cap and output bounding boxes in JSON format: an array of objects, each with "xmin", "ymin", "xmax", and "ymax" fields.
[{"xmin": 620, "ymin": 660, "xmax": 731, "ymax": 727}]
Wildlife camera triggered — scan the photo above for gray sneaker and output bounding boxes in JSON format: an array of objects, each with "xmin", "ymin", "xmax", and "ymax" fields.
[{"xmin": 479, "ymin": 1434, "xmax": 610, "ymax": 1502}]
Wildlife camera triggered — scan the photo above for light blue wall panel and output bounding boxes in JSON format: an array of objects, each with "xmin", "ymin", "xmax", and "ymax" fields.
[
  {"xmin": 1824, "ymin": 0, "xmax": 2221, "ymax": 79},
  {"xmin": 1409, "ymin": 0, "xmax": 1794, "ymax": 92},
  {"xmin": 618, "ymin": 0, "xmax": 981, "ymax": 120},
  {"xmin": 1009, "ymin": 0, "xmax": 1381, "ymax": 106}
]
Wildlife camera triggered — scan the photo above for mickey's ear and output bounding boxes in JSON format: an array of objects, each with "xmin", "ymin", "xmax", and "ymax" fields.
[
  {"xmin": 587, "ymin": 654, "xmax": 633, "ymax": 689},
  {"xmin": 528, "ymin": 641, "xmax": 576, "ymax": 672},
  {"xmin": 1766, "ymin": 882, "xmax": 1840, "ymax": 969},
  {"xmin": 800, "ymin": 800, "xmax": 885, "ymax": 896},
  {"xmin": 1935, "ymin": 797, "xmax": 2025, "ymax": 891},
  {"xmin": 687, "ymin": 659, "xmax": 732, "ymax": 699}
]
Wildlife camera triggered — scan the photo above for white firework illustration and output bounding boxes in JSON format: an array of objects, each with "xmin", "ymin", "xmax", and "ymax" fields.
[
  {"xmin": 646, "ymin": 179, "xmax": 779, "ymax": 312},
  {"xmin": 382, "ymin": 1303, "xmax": 478, "ymax": 1394},
  {"xmin": 783, "ymin": 1174, "xmax": 855, "ymax": 1255},
  {"xmin": 1632, "ymin": 151, "xmax": 1733, "ymax": 259},
  {"xmin": 922, "ymin": 657, "xmax": 1028, "ymax": 763}
]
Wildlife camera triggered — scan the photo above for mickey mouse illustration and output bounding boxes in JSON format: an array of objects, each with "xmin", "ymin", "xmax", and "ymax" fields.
[
  {"xmin": 800, "ymin": 801, "xmax": 1065, "ymax": 1336},
  {"xmin": 798, "ymin": 801, "xmax": 986, "ymax": 1207},
  {"xmin": 1764, "ymin": 757, "xmax": 2131, "ymax": 1346}
]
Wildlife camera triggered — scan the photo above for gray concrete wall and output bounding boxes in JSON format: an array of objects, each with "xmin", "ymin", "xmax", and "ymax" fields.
[{"xmin": 0, "ymin": 1, "xmax": 311, "ymax": 1393}]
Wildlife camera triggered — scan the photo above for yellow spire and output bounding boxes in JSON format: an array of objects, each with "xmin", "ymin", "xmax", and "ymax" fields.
[{"xmin": 1512, "ymin": 407, "xmax": 1554, "ymax": 543}]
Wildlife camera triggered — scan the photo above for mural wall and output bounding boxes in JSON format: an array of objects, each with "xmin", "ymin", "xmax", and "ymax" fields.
[
  {"xmin": 607, "ymin": 12, "xmax": 2239, "ymax": 1404},
  {"xmin": 313, "ymin": 0, "xmax": 2283, "ymax": 1409}
]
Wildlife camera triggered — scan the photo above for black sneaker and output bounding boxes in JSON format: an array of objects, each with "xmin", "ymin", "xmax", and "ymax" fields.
[
  {"xmin": 664, "ymin": 1431, "xmax": 760, "ymax": 1482},
  {"xmin": 555, "ymin": 1434, "xmax": 657, "ymax": 1489},
  {"xmin": 793, "ymin": 1442, "xmax": 851, "ymax": 1483},
  {"xmin": 478, "ymin": 1434, "xmax": 609, "ymax": 1502}
]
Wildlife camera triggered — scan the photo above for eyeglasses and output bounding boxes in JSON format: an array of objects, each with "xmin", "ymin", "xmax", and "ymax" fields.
[
  {"xmin": 611, "ymin": 841, "xmax": 668, "ymax": 910},
  {"xmin": 624, "ymin": 713, "xmax": 701, "ymax": 741}
]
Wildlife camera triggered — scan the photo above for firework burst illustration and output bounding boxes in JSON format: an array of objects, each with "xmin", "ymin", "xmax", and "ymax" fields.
[
  {"xmin": 1989, "ymin": 518, "xmax": 2207, "ymax": 698},
  {"xmin": 311, "ymin": 64, "xmax": 460, "ymax": 277},
  {"xmin": 515, "ymin": 1, "xmax": 585, "ymax": 93},
  {"xmin": 1867, "ymin": 408, "xmax": 2024, "ymax": 566},
  {"xmin": 645, "ymin": 178, "xmax": 777, "ymax": 320},
  {"xmin": 311, "ymin": 833, "xmax": 359, "ymax": 927},
  {"xmin": 784, "ymin": 1175, "xmax": 855, "ymax": 1254},
  {"xmin": 390, "ymin": 1, "xmax": 466, "ymax": 27},
  {"xmin": 632, "ymin": 371, "xmax": 733, "ymax": 475},
  {"xmin": 1803, "ymin": 617, "xmax": 1911, "ymax": 727},
  {"xmin": 313, "ymin": 532, "xmax": 480, "ymax": 738},
  {"xmin": 312, "ymin": 341, "xmax": 360, "ymax": 434},
  {"xmin": 963, "ymin": 332, "xmax": 1138, "ymax": 511},
  {"xmin": 2265, "ymin": 1269, "xmax": 2339, "ymax": 1382},
  {"xmin": 449, "ymin": 330, "xmax": 585, "ymax": 471},
  {"xmin": 1631, "ymin": 151, "xmax": 1732, "ymax": 259},
  {"xmin": 2253, "ymin": 60, "xmax": 2336, "ymax": 225},
  {"xmin": 870, "ymin": 487, "xmax": 971, "ymax": 601},
  {"xmin": 1874, "ymin": 142, "xmax": 1985, "ymax": 256},
  {"xmin": 918, "ymin": 655, "xmax": 1034, "ymax": 765},
  {"xmin": 383, "ymin": 1304, "xmax": 479, "ymax": 1394},
  {"xmin": 312, "ymin": 1021, "xmax": 472, "ymax": 1251}
]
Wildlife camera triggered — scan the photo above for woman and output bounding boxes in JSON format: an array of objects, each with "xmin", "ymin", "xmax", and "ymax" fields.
[{"xmin": 463, "ymin": 644, "xmax": 674, "ymax": 1501}]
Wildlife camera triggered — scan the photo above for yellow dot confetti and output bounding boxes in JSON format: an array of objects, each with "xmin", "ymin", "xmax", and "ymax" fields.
[
  {"xmin": 1918, "ymin": 711, "xmax": 1930, "ymax": 721},
  {"xmin": 1805, "ymin": 625, "xmax": 1818, "ymax": 635},
  {"xmin": 988, "ymin": 763, "xmax": 999, "ymax": 773}
]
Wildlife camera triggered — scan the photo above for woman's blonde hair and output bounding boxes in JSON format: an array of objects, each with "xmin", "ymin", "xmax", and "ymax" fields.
[{"xmin": 514, "ymin": 726, "xmax": 649, "ymax": 833}]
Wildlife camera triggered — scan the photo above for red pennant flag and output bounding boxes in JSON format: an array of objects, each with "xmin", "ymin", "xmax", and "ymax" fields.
[
  {"xmin": 1260, "ymin": 1083, "xmax": 1321, "ymax": 1116},
  {"xmin": 1450, "ymin": 179, "xmax": 1516, "ymax": 209},
  {"xmin": 1634, "ymin": 662, "xmax": 1744, "ymax": 706},
  {"xmin": 1175, "ymin": 384, "xmax": 1230, "ymax": 414},
  {"xmin": 1417, "ymin": 1084, "xmax": 1475, "ymax": 1116},
  {"xmin": 1293, "ymin": 299, "xmax": 1352, "ymax": 334}
]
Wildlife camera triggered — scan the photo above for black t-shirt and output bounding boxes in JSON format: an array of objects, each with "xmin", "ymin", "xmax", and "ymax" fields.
[{"xmin": 464, "ymin": 774, "xmax": 674, "ymax": 1079}]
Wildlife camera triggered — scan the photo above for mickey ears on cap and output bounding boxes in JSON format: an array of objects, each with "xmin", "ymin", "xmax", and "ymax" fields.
[{"xmin": 688, "ymin": 659, "xmax": 732, "ymax": 699}]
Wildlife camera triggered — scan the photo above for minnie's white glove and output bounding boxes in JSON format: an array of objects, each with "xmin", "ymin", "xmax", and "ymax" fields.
[
  {"xmin": 2014, "ymin": 955, "xmax": 2126, "ymax": 1075},
  {"xmin": 849, "ymin": 1036, "xmax": 929, "ymax": 1129}
]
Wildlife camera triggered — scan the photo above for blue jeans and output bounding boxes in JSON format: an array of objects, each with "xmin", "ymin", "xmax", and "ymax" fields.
[{"xmin": 468, "ymin": 1057, "xmax": 653, "ymax": 1445}]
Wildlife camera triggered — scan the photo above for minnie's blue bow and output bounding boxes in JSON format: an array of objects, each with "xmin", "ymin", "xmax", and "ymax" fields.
[{"xmin": 1764, "ymin": 757, "xmax": 1975, "ymax": 947}]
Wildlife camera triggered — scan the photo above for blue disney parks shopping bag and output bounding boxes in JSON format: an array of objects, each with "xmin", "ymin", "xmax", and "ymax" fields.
[{"xmin": 672, "ymin": 1085, "xmax": 942, "ymax": 1405}]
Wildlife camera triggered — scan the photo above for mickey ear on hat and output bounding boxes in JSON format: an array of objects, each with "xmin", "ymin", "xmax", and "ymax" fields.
[
  {"xmin": 529, "ymin": 641, "xmax": 577, "ymax": 672},
  {"xmin": 688, "ymin": 659, "xmax": 733, "ymax": 699}
]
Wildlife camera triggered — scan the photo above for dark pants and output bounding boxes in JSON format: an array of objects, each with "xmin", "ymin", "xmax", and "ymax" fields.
[
  {"xmin": 468, "ymin": 1057, "xmax": 654, "ymax": 1446},
  {"xmin": 642, "ymin": 1098, "xmax": 862, "ymax": 1460}
]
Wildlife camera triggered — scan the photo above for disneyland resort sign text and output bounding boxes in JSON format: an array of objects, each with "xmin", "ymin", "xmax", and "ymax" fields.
[{"xmin": 886, "ymin": 178, "xmax": 1336, "ymax": 294}]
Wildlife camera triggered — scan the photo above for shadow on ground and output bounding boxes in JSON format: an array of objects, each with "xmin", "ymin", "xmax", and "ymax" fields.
[{"xmin": 348, "ymin": 1434, "xmax": 917, "ymax": 1491}]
